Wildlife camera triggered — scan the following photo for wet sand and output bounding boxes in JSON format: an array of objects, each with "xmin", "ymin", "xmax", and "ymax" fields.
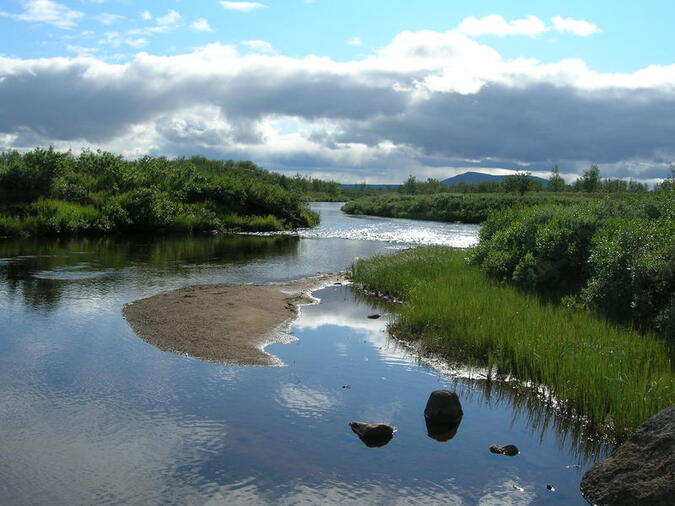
[{"xmin": 123, "ymin": 273, "xmax": 347, "ymax": 366}]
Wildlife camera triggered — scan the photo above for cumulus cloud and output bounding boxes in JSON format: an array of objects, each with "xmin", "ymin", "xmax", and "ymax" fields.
[
  {"xmin": 191, "ymin": 18, "xmax": 213, "ymax": 32},
  {"xmin": 0, "ymin": 30, "xmax": 673, "ymax": 182},
  {"xmin": 97, "ymin": 13, "xmax": 124, "ymax": 26},
  {"xmin": 347, "ymin": 37, "xmax": 363, "ymax": 46},
  {"xmin": 156, "ymin": 10, "xmax": 181, "ymax": 26},
  {"xmin": 551, "ymin": 16, "xmax": 601, "ymax": 37},
  {"xmin": 0, "ymin": 0, "xmax": 84, "ymax": 29},
  {"xmin": 457, "ymin": 15, "xmax": 548, "ymax": 37},
  {"xmin": 220, "ymin": 1, "xmax": 267, "ymax": 12},
  {"xmin": 456, "ymin": 14, "xmax": 600, "ymax": 38},
  {"xmin": 240, "ymin": 40, "xmax": 276, "ymax": 53},
  {"xmin": 98, "ymin": 32, "xmax": 147, "ymax": 49}
]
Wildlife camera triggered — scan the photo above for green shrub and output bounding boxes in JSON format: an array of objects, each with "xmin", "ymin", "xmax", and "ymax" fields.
[
  {"xmin": 472, "ymin": 195, "xmax": 675, "ymax": 337},
  {"xmin": 0, "ymin": 148, "xmax": 320, "ymax": 236}
]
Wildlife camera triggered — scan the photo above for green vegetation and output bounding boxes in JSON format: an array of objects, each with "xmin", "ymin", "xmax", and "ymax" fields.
[
  {"xmin": 0, "ymin": 148, "xmax": 321, "ymax": 237},
  {"xmin": 342, "ymin": 192, "xmax": 592, "ymax": 224},
  {"xmin": 352, "ymin": 247, "xmax": 674, "ymax": 438},
  {"xmin": 473, "ymin": 195, "xmax": 674, "ymax": 338}
]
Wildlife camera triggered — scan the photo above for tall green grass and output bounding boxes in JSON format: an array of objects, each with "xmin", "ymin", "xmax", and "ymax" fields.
[{"xmin": 352, "ymin": 246, "xmax": 674, "ymax": 438}]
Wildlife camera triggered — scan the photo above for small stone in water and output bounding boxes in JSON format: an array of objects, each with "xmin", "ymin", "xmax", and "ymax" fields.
[
  {"xmin": 341, "ymin": 385, "xmax": 351, "ymax": 389},
  {"xmin": 367, "ymin": 314, "xmax": 381, "ymax": 319},
  {"xmin": 489, "ymin": 444, "xmax": 519, "ymax": 456},
  {"xmin": 546, "ymin": 484, "xmax": 556, "ymax": 491}
]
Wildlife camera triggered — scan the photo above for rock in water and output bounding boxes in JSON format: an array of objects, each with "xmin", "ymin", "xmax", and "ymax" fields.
[
  {"xmin": 424, "ymin": 390, "xmax": 463, "ymax": 424},
  {"xmin": 349, "ymin": 422, "xmax": 394, "ymax": 448},
  {"xmin": 367, "ymin": 314, "xmax": 381, "ymax": 319},
  {"xmin": 489, "ymin": 444, "xmax": 520, "ymax": 456},
  {"xmin": 581, "ymin": 406, "xmax": 675, "ymax": 506}
]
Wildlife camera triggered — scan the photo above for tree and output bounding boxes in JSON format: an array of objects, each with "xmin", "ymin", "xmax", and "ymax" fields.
[
  {"xmin": 399, "ymin": 175, "xmax": 418, "ymax": 194},
  {"xmin": 503, "ymin": 171, "xmax": 536, "ymax": 196},
  {"xmin": 654, "ymin": 164, "xmax": 674, "ymax": 192},
  {"xmin": 576, "ymin": 165, "xmax": 601, "ymax": 192},
  {"xmin": 548, "ymin": 165, "xmax": 566, "ymax": 192}
]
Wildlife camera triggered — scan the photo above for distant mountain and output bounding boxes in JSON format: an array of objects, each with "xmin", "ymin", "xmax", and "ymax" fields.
[{"xmin": 442, "ymin": 171, "xmax": 548, "ymax": 186}]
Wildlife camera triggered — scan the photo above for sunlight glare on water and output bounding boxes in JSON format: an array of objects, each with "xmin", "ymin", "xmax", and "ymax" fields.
[{"xmin": 254, "ymin": 202, "xmax": 481, "ymax": 248}]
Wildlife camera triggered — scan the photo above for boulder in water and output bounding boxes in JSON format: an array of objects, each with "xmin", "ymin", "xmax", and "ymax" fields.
[
  {"xmin": 489, "ymin": 444, "xmax": 520, "ymax": 456},
  {"xmin": 349, "ymin": 422, "xmax": 395, "ymax": 448},
  {"xmin": 424, "ymin": 390, "xmax": 463, "ymax": 424}
]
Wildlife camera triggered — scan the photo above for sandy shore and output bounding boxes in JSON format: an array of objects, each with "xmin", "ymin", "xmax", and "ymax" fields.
[{"xmin": 123, "ymin": 273, "xmax": 347, "ymax": 366}]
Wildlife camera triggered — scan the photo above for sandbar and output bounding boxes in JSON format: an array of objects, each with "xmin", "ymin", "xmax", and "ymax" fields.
[{"xmin": 123, "ymin": 273, "xmax": 346, "ymax": 366}]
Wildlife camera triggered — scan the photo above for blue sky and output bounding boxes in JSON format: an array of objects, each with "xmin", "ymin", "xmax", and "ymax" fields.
[{"xmin": 1, "ymin": 0, "xmax": 674, "ymax": 182}]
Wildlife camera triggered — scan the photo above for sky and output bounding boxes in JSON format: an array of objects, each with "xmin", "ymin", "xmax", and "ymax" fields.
[{"xmin": 1, "ymin": 0, "xmax": 674, "ymax": 183}]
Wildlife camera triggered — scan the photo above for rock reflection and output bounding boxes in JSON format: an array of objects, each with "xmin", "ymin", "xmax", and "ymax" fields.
[{"xmin": 425, "ymin": 417, "xmax": 461, "ymax": 442}]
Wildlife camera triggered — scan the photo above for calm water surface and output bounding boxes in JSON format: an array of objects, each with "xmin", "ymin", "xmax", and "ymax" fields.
[{"xmin": 0, "ymin": 203, "xmax": 605, "ymax": 505}]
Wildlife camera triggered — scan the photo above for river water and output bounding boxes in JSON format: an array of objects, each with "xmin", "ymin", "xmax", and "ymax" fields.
[{"xmin": 0, "ymin": 203, "xmax": 605, "ymax": 505}]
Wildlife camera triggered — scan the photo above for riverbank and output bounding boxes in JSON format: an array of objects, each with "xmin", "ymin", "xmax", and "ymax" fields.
[
  {"xmin": 0, "ymin": 149, "xmax": 320, "ymax": 237},
  {"xmin": 352, "ymin": 246, "xmax": 674, "ymax": 439},
  {"xmin": 123, "ymin": 273, "xmax": 346, "ymax": 366}
]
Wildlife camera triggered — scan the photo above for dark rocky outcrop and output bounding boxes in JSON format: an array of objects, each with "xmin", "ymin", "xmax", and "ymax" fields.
[
  {"xmin": 349, "ymin": 422, "xmax": 395, "ymax": 448},
  {"xmin": 489, "ymin": 444, "xmax": 520, "ymax": 456},
  {"xmin": 581, "ymin": 406, "xmax": 674, "ymax": 506}
]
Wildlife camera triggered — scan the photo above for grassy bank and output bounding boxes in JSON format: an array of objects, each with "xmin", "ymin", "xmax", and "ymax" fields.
[
  {"xmin": 0, "ymin": 148, "xmax": 319, "ymax": 237},
  {"xmin": 352, "ymin": 247, "xmax": 674, "ymax": 438},
  {"xmin": 341, "ymin": 192, "xmax": 593, "ymax": 224}
]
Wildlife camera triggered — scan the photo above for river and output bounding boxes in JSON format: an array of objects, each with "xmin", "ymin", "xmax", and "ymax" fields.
[{"xmin": 0, "ymin": 203, "xmax": 605, "ymax": 504}]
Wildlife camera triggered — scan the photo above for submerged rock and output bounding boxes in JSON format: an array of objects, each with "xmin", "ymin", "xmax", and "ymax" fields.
[
  {"xmin": 367, "ymin": 314, "xmax": 381, "ymax": 319},
  {"xmin": 349, "ymin": 422, "xmax": 394, "ymax": 448},
  {"xmin": 581, "ymin": 406, "xmax": 675, "ymax": 506},
  {"xmin": 489, "ymin": 444, "xmax": 520, "ymax": 456},
  {"xmin": 424, "ymin": 390, "xmax": 463, "ymax": 424}
]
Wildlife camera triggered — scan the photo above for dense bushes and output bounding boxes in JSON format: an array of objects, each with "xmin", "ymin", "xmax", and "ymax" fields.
[
  {"xmin": 472, "ymin": 195, "xmax": 674, "ymax": 337},
  {"xmin": 342, "ymin": 192, "xmax": 591, "ymax": 224},
  {"xmin": 0, "ymin": 148, "xmax": 319, "ymax": 237}
]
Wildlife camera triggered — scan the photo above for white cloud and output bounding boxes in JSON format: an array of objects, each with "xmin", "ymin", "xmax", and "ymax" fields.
[
  {"xmin": 140, "ymin": 10, "xmax": 182, "ymax": 34},
  {"xmin": 457, "ymin": 14, "xmax": 548, "ymax": 37},
  {"xmin": 191, "ymin": 18, "xmax": 213, "ymax": 32},
  {"xmin": 1, "ymin": 30, "xmax": 673, "ymax": 182},
  {"xmin": 156, "ymin": 10, "xmax": 181, "ymax": 26},
  {"xmin": 66, "ymin": 45, "xmax": 98, "ymax": 56},
  {"xmin": 456, "ymin": 14, "xmax": 601, "ymax": 38},
  {"xmin": 241, "ymin": 40, "xmax": 276, "ymax": 53},
  {"xmin": 347, "ymin": 37, "xmax": 362, "ymax": 46},
  {"xmin": 140, "ymin": 10, "xmax": 152, "ymax": 21},
  {"xmin": 0, "ymin": 0, "xmax": 84, "ymax": 29},
  {"xmin": 220, "ymin": 1, "xmax": 267, "ymax": 12},
  {"xmin": 98, "ymin": 32, "xmax": 147, "ymax": 49},
  {"xmin": 97, "ymin": 13, "xmax": 124, "ymax": 26},
  {"xmin": 551, "ymin": 16, "xmax": 601, "ymax": 37}
]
